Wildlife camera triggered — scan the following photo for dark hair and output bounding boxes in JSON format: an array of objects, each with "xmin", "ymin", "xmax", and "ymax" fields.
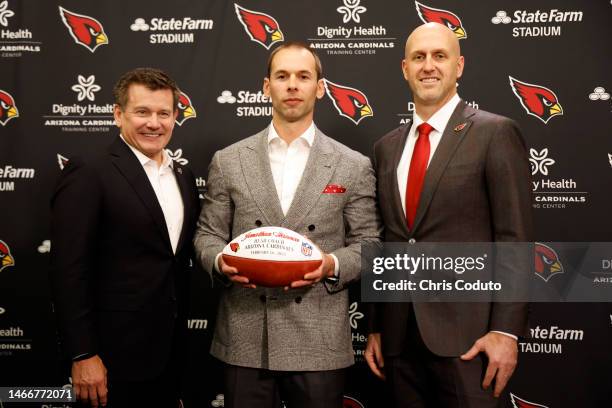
[
  {"xmin": 113, "ymin": 67, "xmax": 180, "ymax": 110},
  {"xmin": 266, "ymin": 41, "xmax": 323, "ymax": 80}
]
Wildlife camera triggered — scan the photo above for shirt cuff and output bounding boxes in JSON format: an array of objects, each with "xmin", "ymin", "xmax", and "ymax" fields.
[
  {"xmin": 330, "ymin": 254, "xmax": 339, "ymax": 277},
  {"xmin": 214, "ymin": 252, "xmax": 222, "ymax": 273},
  {"xmin": 330, "ymin": 254, "xmax": 340, "ymax": 278},
  {"xmin": 490, "ymin": 330, "xmax": 518, "ymax": 341}
]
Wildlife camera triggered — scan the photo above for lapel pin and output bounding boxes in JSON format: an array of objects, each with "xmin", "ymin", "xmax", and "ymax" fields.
[
  {"xmin": 454, "ymin": 122, "xmax": 467, "ymax": 132},
  {"xmin": 177, "ymin": 168, "xmax": 182, "ymax": 174}
]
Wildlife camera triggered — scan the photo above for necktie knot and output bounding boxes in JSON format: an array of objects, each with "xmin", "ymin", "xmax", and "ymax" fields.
[{"xmin": 417, "ymin": 122, "xmax": 434, "ymax": 138}]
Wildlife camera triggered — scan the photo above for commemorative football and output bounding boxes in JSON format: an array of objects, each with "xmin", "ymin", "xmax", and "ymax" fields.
[{"xmin": 221, "ymin": 226, "xmax": 323, "ymax": 287}]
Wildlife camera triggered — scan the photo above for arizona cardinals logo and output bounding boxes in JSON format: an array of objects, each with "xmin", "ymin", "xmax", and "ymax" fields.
[
  {"xmin": 0, "ymin": 240, "xmax": 15, "ymax": 272},
  {"xmin": 510, "ymin": 393, "xmax": 549, "ymax": 408},
  {"xmin": 415, "ymin": 1, "xmax": 467, "ymax": 39},
  {"xmin": 509, "ymin": 76, "xmax": 563, "ymax": 124},
  {"xmin": 234, "ymin": 4, "xmax": 283, "ymax": 49},
  {"xmin": 176, "ymin": 92, "xmax": 196, "ymax": 126},
  {"xmin": 534, "ymin": 243, "xmax": 563, "ymax": 282},
  {"xmin": 343, "ymin": 396, "xmax": 365, "ymax": 408},
  {"xmin": 230, "ymin": 243, "xmax": 240, "ymax": 253},
  {"xmin": 59, "ymin": 6, "xmax": 108, "ymax": 53},
  {"xmin": 0, "ymin": 90, "xmax": 18, "ymax": 126},
  {"xmin": 324, "ymin": 79, "xmax": 373, "ymax": 125}
]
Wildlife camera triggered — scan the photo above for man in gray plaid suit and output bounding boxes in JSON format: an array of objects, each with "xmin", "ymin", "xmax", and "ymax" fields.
[{"xmin": 194, "ymin": 42, "xmax": 381, "ymax": 408}]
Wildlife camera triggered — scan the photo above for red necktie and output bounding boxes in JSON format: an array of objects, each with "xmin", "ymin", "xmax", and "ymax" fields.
[{"xmin": 405, "ymin": 122, "xmax": 434, "ymax": 229}]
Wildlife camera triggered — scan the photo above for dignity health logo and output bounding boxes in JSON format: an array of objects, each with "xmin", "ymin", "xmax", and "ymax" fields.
[
  {"xmin": 0, "ymin": 1, "xmax": 14, "ymax": 27},
  {"xmin": 348, "ymin": 302, "xmax": 363, "ymax": 329},
  {"xmin": 337, "ymin": 0, "xmax": 367, "ymax": 24},
  {"xmin": 71, "ymin": 75, "xmax": 101, "ymax": 102},
  {"xmin": 529, "ymin": 148, "xmax": 555, "ymax": 176}
]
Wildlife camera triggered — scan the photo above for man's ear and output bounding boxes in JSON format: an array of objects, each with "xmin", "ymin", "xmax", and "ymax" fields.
[
  {"xmin": 316, "ymin": 78, "xmax": 325, "ymax": 99},
  {"xmin": 263, "ymin": 77, "xmax": 271, "ymax": 97},
  {"xmin": 113, "ymin": 104, "xmax": 122, "ymax": 129}
]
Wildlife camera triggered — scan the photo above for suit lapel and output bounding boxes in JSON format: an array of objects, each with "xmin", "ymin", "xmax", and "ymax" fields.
[
  {"xmin": 173, "ymin": 163, "xmax": 193, "ymax": 254},
  {"xmin": 410, "ymin": 102, "xmax": 476, "ymax": 235},
  {"xmin": 390, "ymin": 121, "xmax": 412, "ymax": 238},
  {"xmin": 240, "ymin": 129, "xmax": 285, "ymax": 226},
  {"xmin": 283, "ymin": 128, "xmax": 336, "ymax": 231},
  {"xmin": 109, "ymin": 137, "xmax": 172, "ymax": 249}
]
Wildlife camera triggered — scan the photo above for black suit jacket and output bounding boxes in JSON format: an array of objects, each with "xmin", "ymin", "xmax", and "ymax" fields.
[
  {"xmin": 370, "ymin": 101, "xmax": 533, "ymax": 357},
  {"xmin": 50, "ymin": 137, "xmax": 200, "ymax": 381}
]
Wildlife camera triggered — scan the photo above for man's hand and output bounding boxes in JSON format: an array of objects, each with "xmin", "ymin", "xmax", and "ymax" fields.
[
  {"xmin": 218, "ymin": 255, "xmax": 256, "ymax": 288},
  {"xmin": 71, "ymin": 355, "xmax": 108, "ymax": 407},
  {"xmin": 287, "ymin": 253, "xmax": 335, "ymax": 289},
  {"xmin": 460, "ymin": 332, "xmax": 518, "ymax": 397},
  {"xmin": 365, "ymin": 333, "xmax": 385, "ymax": 380}
]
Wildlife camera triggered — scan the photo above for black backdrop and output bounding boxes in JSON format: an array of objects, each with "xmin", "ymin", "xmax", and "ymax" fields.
[{"xmin": 1, "ymin": 1, "xmax": 611, "ymax": 407}]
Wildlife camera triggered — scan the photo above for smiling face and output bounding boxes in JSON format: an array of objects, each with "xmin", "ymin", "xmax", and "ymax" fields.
[
  {"xmin": 113, "ymin": 84, "xmax": 177, "ymax": 164},
  {"xmin": 263, "ymin": 46, "xmax": 325, "ymax": 126},
  {"xmin": 403, "ymin": 23, "xmax": 464, "ymax": 114}
]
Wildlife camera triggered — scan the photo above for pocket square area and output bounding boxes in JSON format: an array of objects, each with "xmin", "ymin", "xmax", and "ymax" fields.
[{"xmin": 323, "ymin": 184, "xmax": 346, "ymax": 194}]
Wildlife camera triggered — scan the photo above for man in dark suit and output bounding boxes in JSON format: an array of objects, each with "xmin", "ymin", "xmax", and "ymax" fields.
[
  {"xmin": 50, "ymin": 68, "xmax": 200, "ymax": 407},
  {"xmin": 365, "ymin": 23, "xmax": 533, "ymax": 407}
]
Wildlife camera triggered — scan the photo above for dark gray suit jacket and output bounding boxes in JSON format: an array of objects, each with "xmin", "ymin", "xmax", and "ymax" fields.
[
  {"xmin": 194, "ymin": 127, "xmax": 381, "ymax": 370},
  {"xmin": 370, "ymin": 101, "xmax": 533, "ymax": 357}
]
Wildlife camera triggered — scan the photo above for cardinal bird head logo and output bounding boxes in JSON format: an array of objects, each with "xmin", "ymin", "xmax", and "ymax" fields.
[
  {"xmin": 230, "ymin": 243, "xmax": 240, "ymax": 253},
  {"xmin": 415, "ymin": 1, "xmax": 467, "ymax": 39},
  {"xmin": 324, "ymin": 79, "xmax": 373, "ymax": 125},
  {"xmin": 510, "ymin": 393, "xmax": 549, "ymax": 408},
  {"xmin": 509, "ymin": 76, "xmax": 563, "ymax": 124},
  {"xmin": 59, "ymin": 6, "xmax": 108, "ymax": 53},
  {"xmin": 0, "ymin": 90, "xmax": 18, "ymax": 126},
  {"xmin": 175, "ymin": 91, "xmax": 196, "ymax": 126},
  {"xmin": 0, "ymin": 240, "xmax": 15, "ymax": 272},
  {"xmin": 534, "ymin": 243, "xmax": 564, "ymax": 282},
  {"xmin": 234, "ymin": 3, "xmax": 284, "ymax": 49}
]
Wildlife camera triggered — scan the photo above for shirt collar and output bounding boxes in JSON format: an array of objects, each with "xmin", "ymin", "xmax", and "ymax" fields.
[
  {"xmin": 267, "ymin": 121, "xmax": 316, "ymax": 147},
  {"xmin": 412, "ymin": 93, "xmax": 461, "ymax": 136},
  {"xmin": 120, "ymin": 134, "xmax": 173, "ymax": 169}
]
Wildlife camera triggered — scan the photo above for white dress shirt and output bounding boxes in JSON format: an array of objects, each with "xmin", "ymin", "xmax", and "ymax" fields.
[
  {"xmin": 397, "ymin": 93, "xmax": 461, "ymax": 215},
  {"xmin": 121, "ymin": 135, "xmax": 184, "ymax": 254},
  {"xmin": 267, "ymin": 122, "xmax": 315, "ymax": 215},
  {"xmin": 395, "ymin": 97, "xmax": 517, "ymax": 341}
]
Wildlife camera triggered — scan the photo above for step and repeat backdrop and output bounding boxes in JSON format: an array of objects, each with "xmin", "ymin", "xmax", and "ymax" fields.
[{"xmin": 1, "ymin": 0, "xmax": 611, "ymax": 407}]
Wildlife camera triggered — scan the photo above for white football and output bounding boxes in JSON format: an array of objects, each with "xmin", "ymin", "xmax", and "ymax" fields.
[{"xmin": 222, "ymin": 226, "xmax": 323, "ymax": 287}]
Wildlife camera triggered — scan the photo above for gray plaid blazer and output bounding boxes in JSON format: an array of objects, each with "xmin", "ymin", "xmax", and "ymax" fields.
[{"xmin": 194, "ymin": 126, "xmax": 381, "ymax": 370}]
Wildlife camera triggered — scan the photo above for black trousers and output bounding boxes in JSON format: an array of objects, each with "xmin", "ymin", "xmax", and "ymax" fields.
[
  {"xmin": 223, "ymin": 364, "xmax": 346, "ymax": 408},
  {"xmin": 73, "ymin": 360, "xmax": 180, "ymax": 408},
  {"xmin": 385, "ymin": 309, "xmax": 501, "ymax": 408},
  {"xmin": 103, "ymin": 358, "xmax": 180, "ymax": 408}
]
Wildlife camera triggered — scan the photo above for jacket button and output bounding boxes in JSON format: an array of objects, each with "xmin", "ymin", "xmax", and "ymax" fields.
[
  {"xmin": 255, "ymin": 220, "xmax": 262, "ymax": 227},
  {"xmin": 295, "ymin": 296, "xmax": 302, "ymax": 304},
  {"xmin": 408, "ymin": 238, "xmax": 416, "ymax": 244},
  {"xmin": 308, "ymin": 225, "xmax": 315, "ymax": 231},
  {"xmin": 260, "ymin": 295, "xmax": 266, "ymax": 303}
]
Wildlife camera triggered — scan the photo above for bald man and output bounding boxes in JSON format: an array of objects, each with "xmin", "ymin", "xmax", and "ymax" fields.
[{"xmin": 365, "ymin": 23, "xmax": 533, "ymax": 407}]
